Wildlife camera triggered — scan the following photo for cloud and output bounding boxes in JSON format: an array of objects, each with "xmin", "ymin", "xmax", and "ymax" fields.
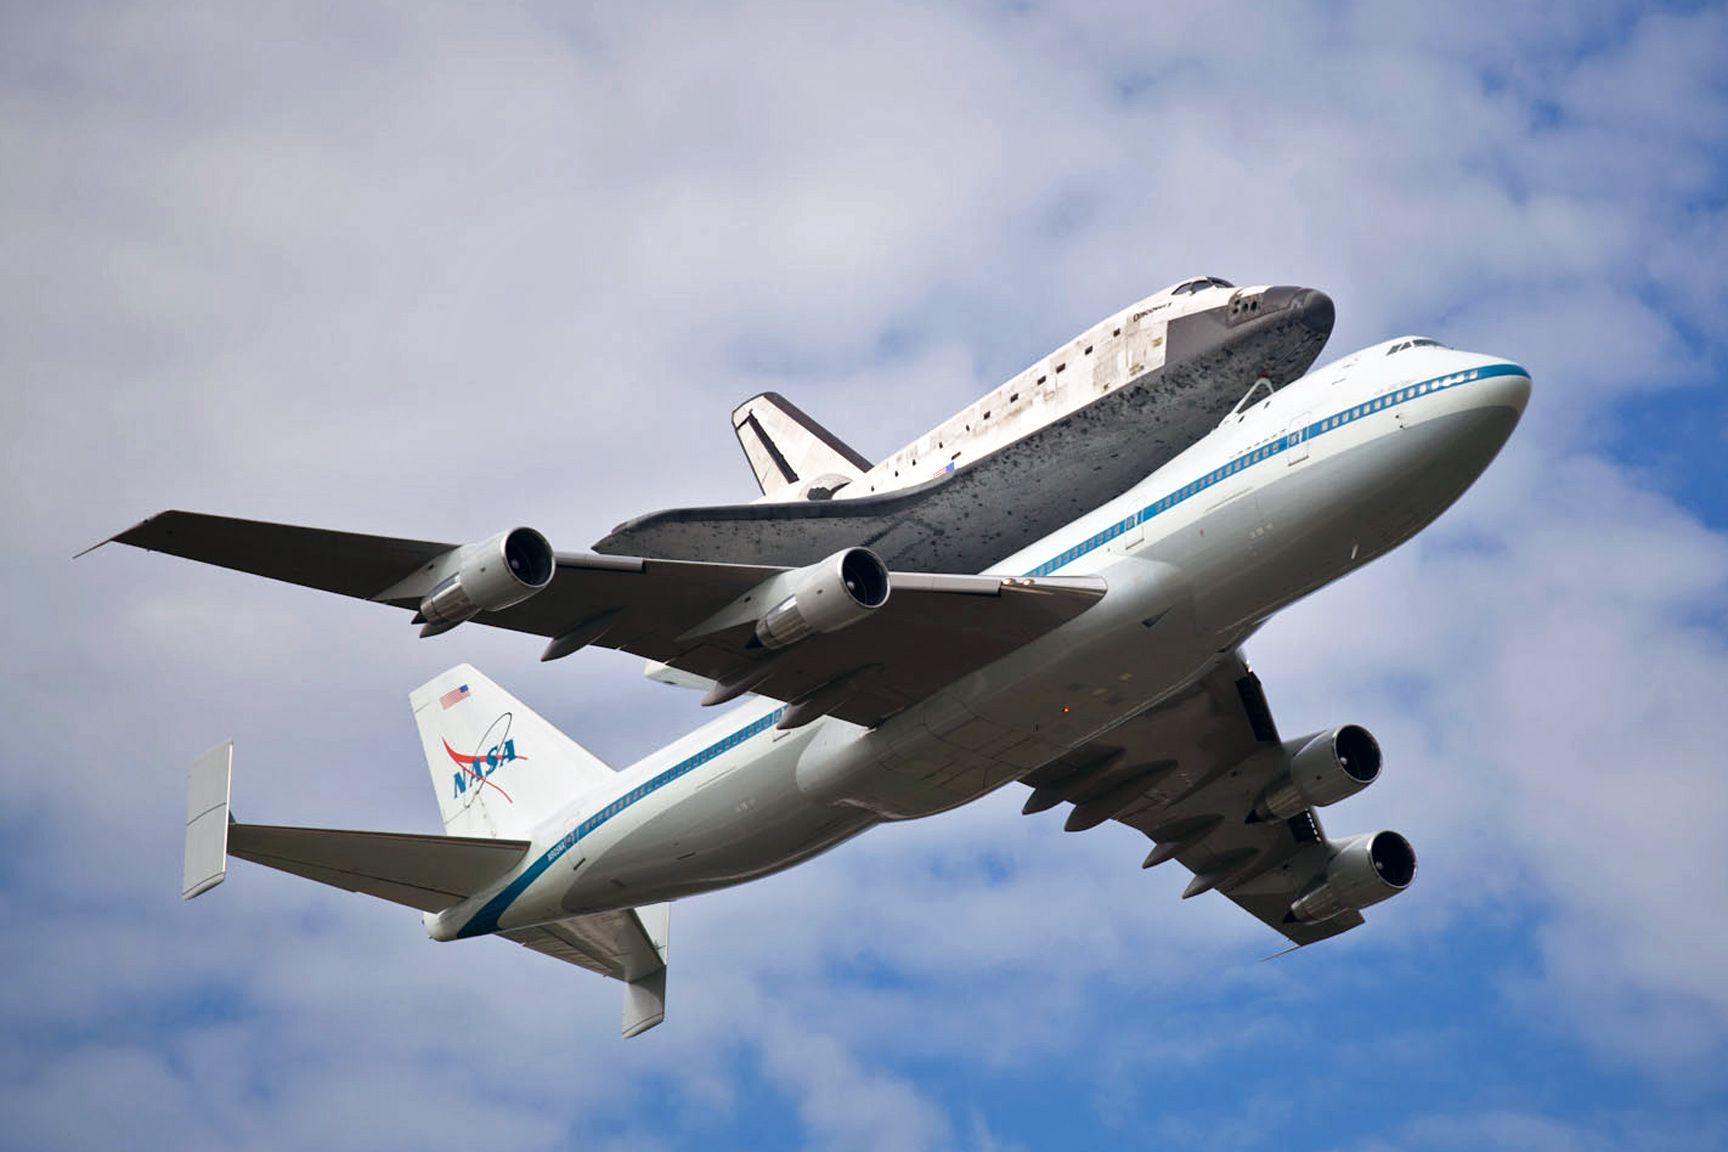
[{"xmin": 3, "ymin": 1, "xmax": 1727, "ymax": 1149}]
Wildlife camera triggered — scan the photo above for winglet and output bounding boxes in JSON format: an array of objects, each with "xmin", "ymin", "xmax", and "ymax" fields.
[{"xmin": 74, "ymin": 512, "xmax": 160, "ymax": 559}]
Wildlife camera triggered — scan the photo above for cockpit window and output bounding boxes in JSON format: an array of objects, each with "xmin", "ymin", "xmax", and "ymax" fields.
[
  {"xmin": 1171, "ymin": 276, "xmax": 1236, "ymax": 295},
  {"xmin": 1387, "ymin": 337, "xmax": 1445, "ymax": 355}
]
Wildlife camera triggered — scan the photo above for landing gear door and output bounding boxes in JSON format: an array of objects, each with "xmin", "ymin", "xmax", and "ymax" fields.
[{"xmin": 1284, "ymin": 411, "xmax": 1312, "ymax": 465}]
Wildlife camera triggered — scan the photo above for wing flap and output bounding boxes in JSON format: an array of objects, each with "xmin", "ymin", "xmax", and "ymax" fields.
[
  {"xmin": 227, "ymin": 824, "xmax": 531, "ymax": 913},
  {"xmin": 1027, "ymin": 652, "xmax": 1370, "ymax": 948},
  {"xmin": 645, "ymin": 575, "xmax": 1106, "ymax": 728}
]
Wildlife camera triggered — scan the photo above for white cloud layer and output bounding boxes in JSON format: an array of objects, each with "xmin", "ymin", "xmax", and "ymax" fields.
[{"xmin": 2, "ymin": 2, "xmax": 1725, "ymax": 1148}]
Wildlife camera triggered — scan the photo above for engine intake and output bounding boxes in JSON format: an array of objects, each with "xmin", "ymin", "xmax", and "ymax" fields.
[
  {"xmin": 1288, "ymin": 831, "xmax": 1417, "ymax": 924},
  {"xmin": 753, "ymin": 547, "xmax": 890, "ymax": 650},
  {"xmin": 1252, "ymin": 724, "xmax": 1381, "ymax": 822},
  {"xmin": 418, "ymin": 527, "xmax": 555, "ymax": 633}
]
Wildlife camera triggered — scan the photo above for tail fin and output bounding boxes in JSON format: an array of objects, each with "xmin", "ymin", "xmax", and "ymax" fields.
[
  {"xmin": 732, "ymin": 392, "xmax": 871, "ymax": 498},
  {"xmin": 183, "ymin": 741, "xmax": 233, "ymax": 900},
  {"xmin": 411, "ymin": 664, "xmax": 613, "ymax": 840}
]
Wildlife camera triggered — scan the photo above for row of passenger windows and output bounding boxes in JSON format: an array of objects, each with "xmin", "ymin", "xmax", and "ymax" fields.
[
  {"xmin": 1025, "ymin": 367, "xmax": 1484, "ymax": 577},
  {"xmin": 1315, "ymin": 370, "xmax": 1477, "ymax": 431}
]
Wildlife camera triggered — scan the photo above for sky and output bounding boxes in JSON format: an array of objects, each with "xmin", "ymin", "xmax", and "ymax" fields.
[{"xmin": 3, "ymin": 1, "xmax": 1727, "ymax": 1149}]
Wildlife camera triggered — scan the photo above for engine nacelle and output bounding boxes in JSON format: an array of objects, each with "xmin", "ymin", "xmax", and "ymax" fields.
[
  {"xmin": 1288, "ymin": 831, "xmax": 1417, "ymax": 923},
  {"xmin": 753, "ymin": 547, "xmax": 890, "ymax": 649},
  {"xmin": 418, "ymin": 527, "xmax": 555, "ymax": 631},
  {"xmin": 1252, "ymin": 724, "xmax": 1381, "ymax": 821}
]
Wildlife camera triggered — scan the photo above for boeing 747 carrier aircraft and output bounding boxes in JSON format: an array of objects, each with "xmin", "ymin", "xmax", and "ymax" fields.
[{"xmin": 101, "ymin": 328, "xmax": 1527, "ymax": 1037}]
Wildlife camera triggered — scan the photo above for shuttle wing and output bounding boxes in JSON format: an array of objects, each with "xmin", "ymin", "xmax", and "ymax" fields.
[
  {"xmin": 1018, "ymin": 652, "xmax": 1363, "ymax": 948},
  {"xmin": 103, "ymin": 510, "xmax": 1104, "ymax": 729}
]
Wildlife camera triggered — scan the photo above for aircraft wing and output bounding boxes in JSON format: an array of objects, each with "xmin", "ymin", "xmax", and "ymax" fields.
[
  {"xmin": 104, "ymin": 510, "xmax": 1104, "ymax": 729},
  {"xmin": 1018, "ymin": 651, "xmax": 1363, "ymax": 948}
]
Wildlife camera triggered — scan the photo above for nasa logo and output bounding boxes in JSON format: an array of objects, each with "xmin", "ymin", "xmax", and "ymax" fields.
[{"xmin": 444, "ymin": 712, "xmax": 528, "ymax": 803}]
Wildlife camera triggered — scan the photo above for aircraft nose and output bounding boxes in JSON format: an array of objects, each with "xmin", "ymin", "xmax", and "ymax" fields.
[
  {"xmin": 1478, "ymin": 366, "xmax": 1532, "ymax": 416},
  {"xmin": 1258, "ymin": 285, "xmax": 1335, "ymax": 338}
]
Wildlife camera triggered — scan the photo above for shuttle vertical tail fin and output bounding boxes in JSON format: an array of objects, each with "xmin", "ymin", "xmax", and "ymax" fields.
[
  {"xmin": 410, "ymin": 664, "xmax": 613, "ymax": 840},
  {"xmin": 732, "ymin": 392, "xmax": 871, "ymax": 499}
]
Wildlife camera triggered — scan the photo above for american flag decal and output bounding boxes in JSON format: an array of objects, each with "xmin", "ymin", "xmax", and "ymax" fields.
[{"xmin": 439, "ymin": 684, "xmax": 471, "ymax": 710}]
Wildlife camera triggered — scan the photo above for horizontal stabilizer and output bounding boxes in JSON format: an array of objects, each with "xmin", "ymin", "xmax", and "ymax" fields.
[
  {"xmin": 502, "ymin": 901, "xmax": 671, "ymax": 1037},
  {"xmin": 228, "ymin": 824, "xmax": 531, "ymax": 913}
]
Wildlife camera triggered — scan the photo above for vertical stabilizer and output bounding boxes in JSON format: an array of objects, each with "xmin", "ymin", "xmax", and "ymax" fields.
[
  {"xmin": 732, "ymin": 392, "xmax": 871, "ymax": 499},
  {"xmin": 183, "ymin": 741, "xmax": 233, "ymax": 899},
  {"xmin": 411, "ymin": 664, "xmax": 613, "ymax": 840},
  {"xmin": 622, "ymin": 902, "xmax": 670, "ymax": 1038}
]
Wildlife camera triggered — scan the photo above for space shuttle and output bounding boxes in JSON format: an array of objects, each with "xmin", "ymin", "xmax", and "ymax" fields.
[{"xmin": 601, "ymin": 277, "xmax": 1335, "ymax": 572}]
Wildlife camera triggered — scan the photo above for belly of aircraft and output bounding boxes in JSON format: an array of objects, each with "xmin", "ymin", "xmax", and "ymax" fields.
[
  {"xmin": 557, "ymin": 742, "xmax": 877, "ymax": 911},
  {"xmin": 1175, "ymin": 403, "xmax": 1527, "ymax": 632}
]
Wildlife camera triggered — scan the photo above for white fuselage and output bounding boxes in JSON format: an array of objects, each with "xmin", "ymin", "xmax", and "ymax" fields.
[{"xmin": 434, "ymin": 342, "xmax": 1530, "ymax": 942}]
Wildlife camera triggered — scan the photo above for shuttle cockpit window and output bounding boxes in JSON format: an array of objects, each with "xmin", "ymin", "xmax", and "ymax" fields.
[
  {"xmin": 1170, "ymin": 276, "xmax": 1236, "ymax": 296},
  {"xmin": 1387, "ymin": 337, "xmax": 1445, "ymax": 355}
]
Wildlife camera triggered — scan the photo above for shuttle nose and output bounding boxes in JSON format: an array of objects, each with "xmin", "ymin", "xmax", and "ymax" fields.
[
  {"xmin": 1258, "ymin": 285, "xmax": 1335, "ymax": 338},
  {"xmin": 1294, "ymin": 289, "xmax": 1335, "ymax": 337}
]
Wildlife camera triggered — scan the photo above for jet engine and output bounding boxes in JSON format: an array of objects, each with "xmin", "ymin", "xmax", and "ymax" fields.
[
  {"xmin": 753, "ymin": 547, "xmax": 890, "ymax": 649},
  {"xmin": 1251, "ymin": 724, "xmax": 1381, "ymax": 822},
  {"xmin": 418, "ymin": 527, "xmax": 556, "ymax": 634},
  {"xmin": 1288, "ymin": 831, "xmax": 1417, "ymax": 923}
]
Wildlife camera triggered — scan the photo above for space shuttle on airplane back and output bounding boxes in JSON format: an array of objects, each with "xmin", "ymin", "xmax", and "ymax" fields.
[
  {"xmin": 100, "ymin": 277, "xmax": 1536, "ymax": 1040},
  {"xmin": 603, "ymin": 277, "xmax": 1335, "ymax": 572}
]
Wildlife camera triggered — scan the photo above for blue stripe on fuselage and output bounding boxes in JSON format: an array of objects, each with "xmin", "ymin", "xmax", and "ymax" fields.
[
  {"xmin": 456, "ymin": 705, "xmax": 787, "ymax": 938},
  {"xmin": 1022, "ymin": 362, "xmax": 1527, "ymax": 579}
]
